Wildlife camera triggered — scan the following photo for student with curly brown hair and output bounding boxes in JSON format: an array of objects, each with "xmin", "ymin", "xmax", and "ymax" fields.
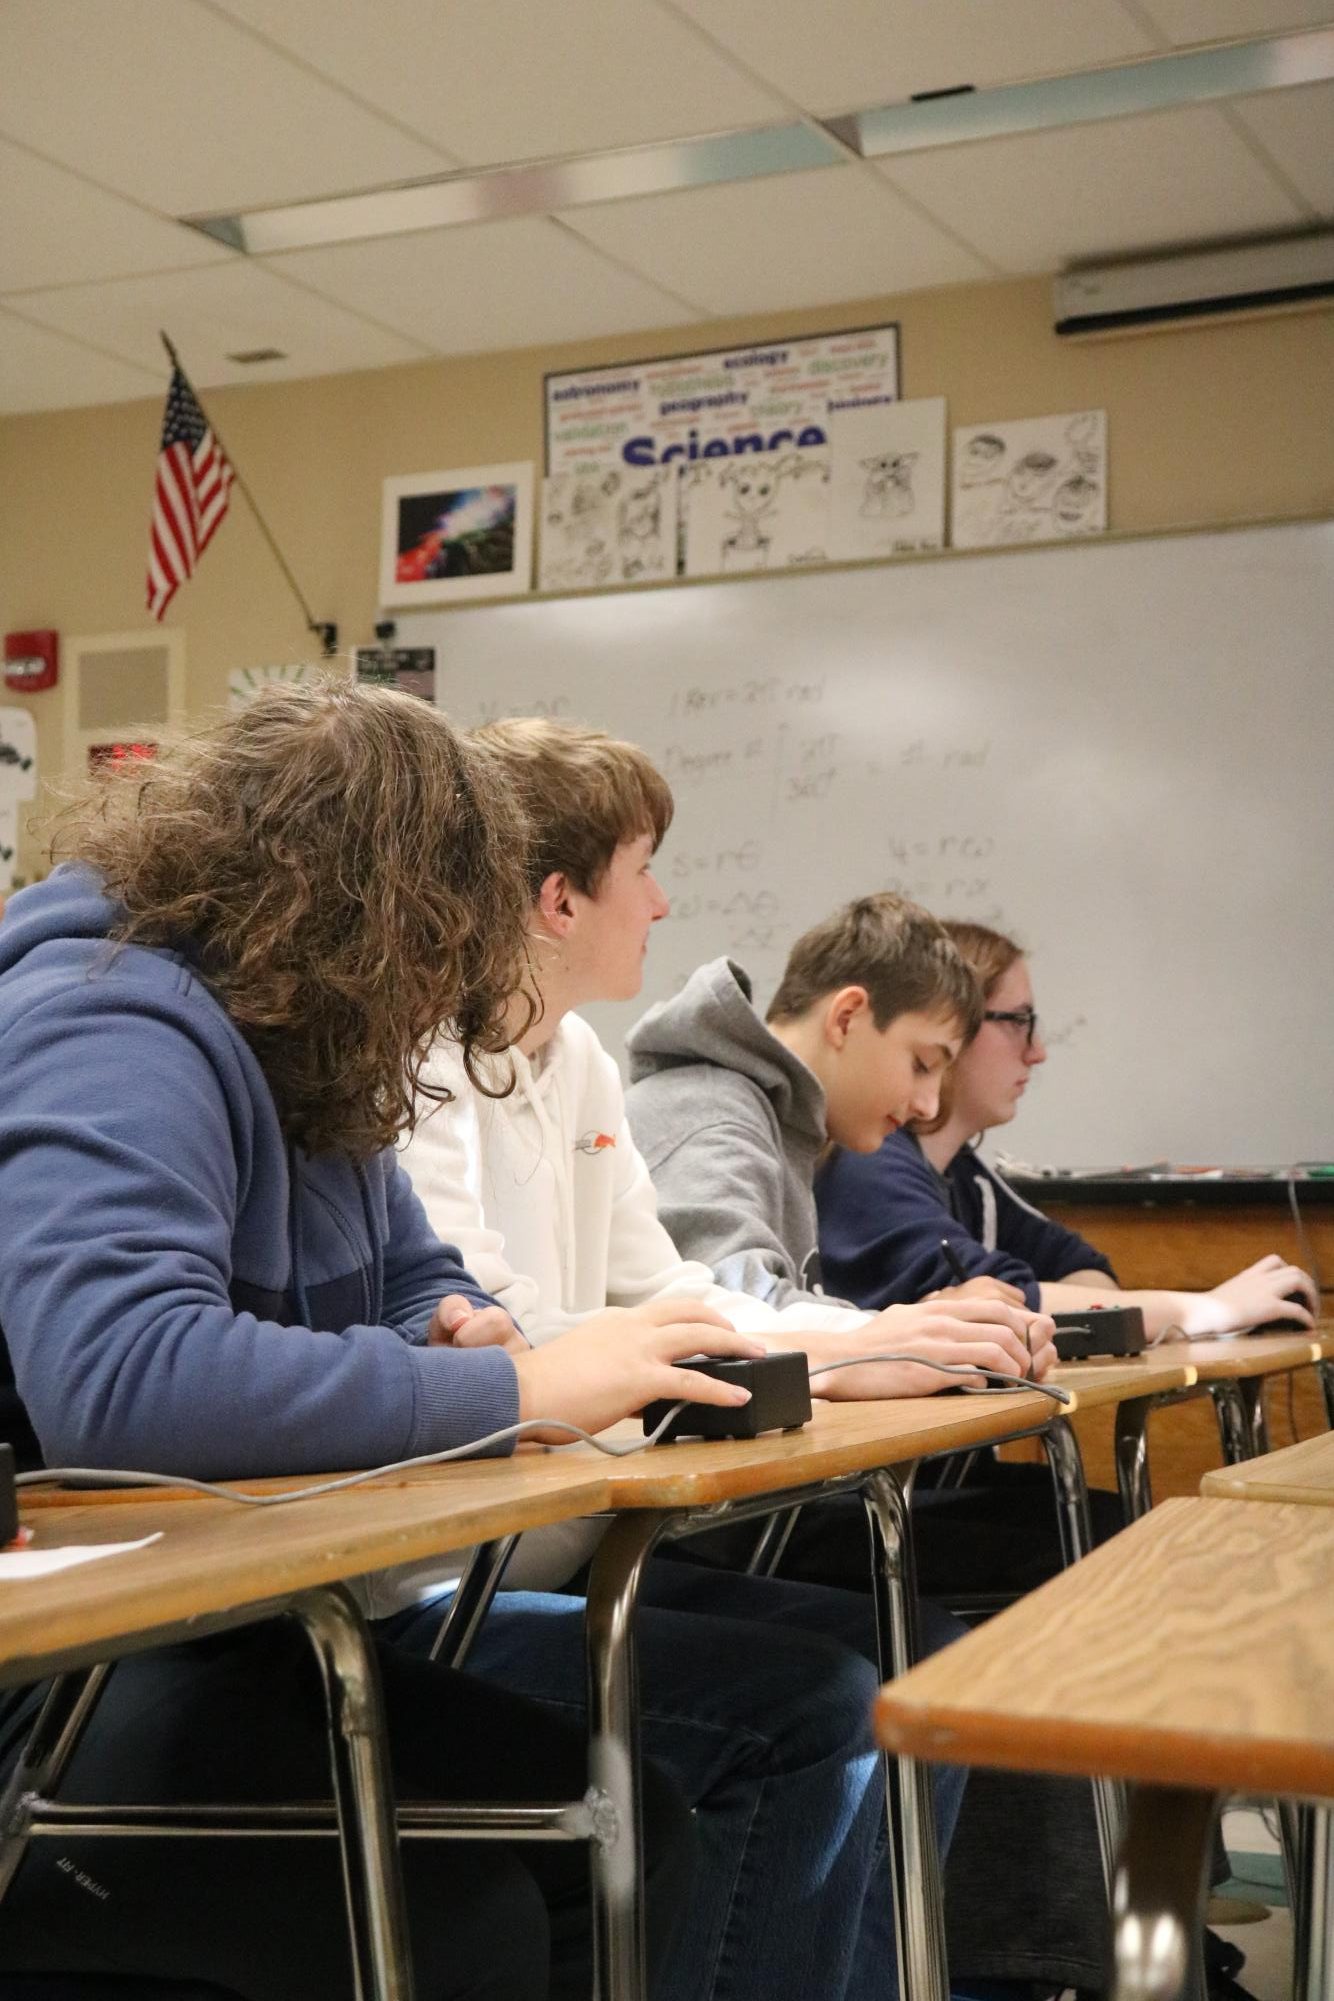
[{"xmin": 0, "ymin": 682, "xmax": 816, "ymax": 2001}]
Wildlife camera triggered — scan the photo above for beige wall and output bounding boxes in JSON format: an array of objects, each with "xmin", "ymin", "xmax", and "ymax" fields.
[{"xmin": 2, "ymin": 272, "xmax": 1332, "ymax": 881}]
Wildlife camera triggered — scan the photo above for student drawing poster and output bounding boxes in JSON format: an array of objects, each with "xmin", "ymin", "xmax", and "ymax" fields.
[
  {"xmin": 0, "ymin": 707, "xmax": 37, "ymax": 803},
  {"xmin": 951, "ymin": 410, "xmax": 1107, "ymax": 549},
  {"xmin": 538, "ymin": 466, "xmax": 677, "ymax": 592},
  {"xmin": 827, "ymin": 398, "xmax": 946, "ymax": 560},
  {"xmin": 683, "ymin": 448, "xmax": 831, "ymax": 580},
  {"xmin": 0, "ymin": 798, "xmax": 18, "ymax": 894}
]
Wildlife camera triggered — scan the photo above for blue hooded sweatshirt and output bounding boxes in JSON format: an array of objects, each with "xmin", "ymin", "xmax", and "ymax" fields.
[
  {"xmin": 815, "ymin": 1126, "xmax": 1116, "ymax": 1313},
  {"xmin": 0, "ymin": 866, "xmax": 519, "ymax": 1477}
]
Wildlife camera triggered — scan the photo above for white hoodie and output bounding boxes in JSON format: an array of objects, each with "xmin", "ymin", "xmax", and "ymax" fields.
[
  {"xmin": 398, "ymin": 1012, "xmax": 871, "ymax": 1590},
  {"xmin": 405, "ymin": 1013, "xmax": 869, "ymax": 1343}
]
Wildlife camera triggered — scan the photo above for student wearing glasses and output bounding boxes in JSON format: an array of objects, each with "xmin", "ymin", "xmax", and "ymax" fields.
[
  {"xmin": 815, "ymin": 920, "xmax": 1317, "ymax": 1340},
  {"xmin": 809, "ymin": 920, "xmax": 1307, "ymax": 1999}
]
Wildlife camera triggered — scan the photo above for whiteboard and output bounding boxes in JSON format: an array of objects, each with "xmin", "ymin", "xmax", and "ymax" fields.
[{"xmin": 403, "ymin": 518, "xmax": 1334, "ymax": 1167}]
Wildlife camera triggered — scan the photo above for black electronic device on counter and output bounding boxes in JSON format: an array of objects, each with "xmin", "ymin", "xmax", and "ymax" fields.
[
  {"xmin": 642, "ymin": 1351, "xmax": 813, "ymax": 1443},
  {"xmin": 0, "ymin": 1444, "xmax": 16, "ymax": 1548},
  {"xmin": 1052, "ymin": 1305, "xmax": 1147, "ymax": 1361}
]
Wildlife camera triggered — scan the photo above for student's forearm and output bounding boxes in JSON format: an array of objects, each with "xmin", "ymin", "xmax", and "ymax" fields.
[
  {"xmin": 1037, "ymin": 1280, "xmax": 1223, "ymax": 1342},
  {"xmin": 1062, "ymin": 1268, "xmax": 1118, "ymax": 1289}
]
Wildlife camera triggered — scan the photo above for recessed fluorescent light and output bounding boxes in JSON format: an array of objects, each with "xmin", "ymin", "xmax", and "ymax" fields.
[
  {"xmin": 827, "ymin": 27, "xmax": 1334, "ymax": 156},
  {"xmin": 182, "ymin": 28, "xmax": 1334, "ymax": 260},
  {"xmin": 184, "ymin": 122, "xmax": 841, "ymax": 257}
]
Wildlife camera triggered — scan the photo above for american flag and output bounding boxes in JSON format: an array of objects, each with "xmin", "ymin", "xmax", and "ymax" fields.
[{"xmin": 145, "ymin": 365, "xmax": 234, "ymax": 619}]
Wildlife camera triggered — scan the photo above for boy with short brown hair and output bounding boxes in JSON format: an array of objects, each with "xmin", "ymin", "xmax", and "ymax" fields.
[{"xmin": 624, "ymin": 892, "xmax": 999, "ymax": 1327}]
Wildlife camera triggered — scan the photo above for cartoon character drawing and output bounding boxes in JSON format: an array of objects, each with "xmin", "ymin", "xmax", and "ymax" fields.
[
  {"xmin": 953, "ymin": 413, "xmax": 1104, "ymax": 547},
  {"xmin": 718, "ymin": 464, "xmax": 782, "ymax": 571},
  {"xmin": 1004, "ymin": 450, "xmax": 1061, "ymax": 511},
  {"xmin": 995, "ymin": 450, "xmax": 1064, "ymax": 541},
  {"xmin": 572, "ymin": 537, "xmax": 614, "ymax": 588},
  {"xmin": 541, "ymin": 470, "xmax": 625, "ymax": 588},
  {"xmin": 715, "ymin": 453, "xmax": 827, "ymax": 572},
  {"xmin": 1050, "ymin": 472, "xmax": 1101, "ymax": 536},
  {"xmin": 958, "ymin": 433, "xmax": 1006, "ymax": 487},
  {"xmin": 617, "ymin": 475, "xmax": 667, "ymax": 580},
  {"xmin": 858, "ymin": 451, "xmax": 919, "ymax": 520}
]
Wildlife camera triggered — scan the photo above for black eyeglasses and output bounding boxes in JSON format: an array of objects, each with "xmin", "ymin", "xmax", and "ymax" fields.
[{"xmin": 984, "ymin": 1007, "xmax": 1039, "ymax": 1048}]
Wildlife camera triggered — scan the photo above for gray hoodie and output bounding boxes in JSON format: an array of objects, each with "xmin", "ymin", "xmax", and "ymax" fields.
[{"xmin": 625, "ymin": 957, "xmax": 859, "ymax": 1314}]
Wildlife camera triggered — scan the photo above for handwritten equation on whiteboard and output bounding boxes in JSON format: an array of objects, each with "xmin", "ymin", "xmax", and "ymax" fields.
[{"xmin": 464, "ymin": 662, "xmax": 1004, "ymax": 1004}]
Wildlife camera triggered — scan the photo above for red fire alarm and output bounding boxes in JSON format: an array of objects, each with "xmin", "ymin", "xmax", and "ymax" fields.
[{"xmin": 4, "ymin": 630, "xmax": 59, "ymax": 694}]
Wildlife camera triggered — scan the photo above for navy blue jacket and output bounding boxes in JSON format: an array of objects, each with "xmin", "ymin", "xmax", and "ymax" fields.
[
  {"xmin": 0, "ymin": 867, "xmax": 518, "ymax": 1477},
  {"xmin": 815, "ymin": 1127, "xmax": 1116, "ymax": 1312}
]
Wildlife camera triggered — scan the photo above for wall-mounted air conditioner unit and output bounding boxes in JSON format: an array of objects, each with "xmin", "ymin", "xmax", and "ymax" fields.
[{"xmin": 1054, "ymin": 234, "xmax": 1334, "ymax": 338}]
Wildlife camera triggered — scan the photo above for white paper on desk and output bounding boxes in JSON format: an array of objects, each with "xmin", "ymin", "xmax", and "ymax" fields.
[{"xmin": 0, "ymin": 1533, "xmax": 162, "ymax": 1580}]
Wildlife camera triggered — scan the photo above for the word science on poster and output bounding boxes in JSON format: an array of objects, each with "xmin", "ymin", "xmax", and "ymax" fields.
[{"xmin": 545, "ymin": 324, "xmax": 900, "ymax": 473}]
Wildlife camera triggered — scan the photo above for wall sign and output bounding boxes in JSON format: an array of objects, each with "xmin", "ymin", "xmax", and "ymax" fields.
[{"xmin": 545, "ymin": 324, "xmax": 899, "ymax": 476}]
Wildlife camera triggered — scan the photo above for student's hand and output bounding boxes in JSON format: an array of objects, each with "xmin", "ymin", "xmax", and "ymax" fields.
[
  {"xmin": 883, "ymin": 1298, "xmax": 1057, "ymax": 1380},
  {"xmin": 924, "ymin": 1276, "xmax": 1028, "ymax": 1308},
  {"xmin": 1205, "ymin": 1256, "xmax": 1318, "ymax": 1335},
  {"xmin": 812, "ymin": 1299, "xmax": 1056, "ymax": 1400},
  {"xmin": 429, "ymin": 1294, "xmax": 528, "ymax": 1355},
  {"xmin": 512, "ymin": 1299, "xmax": 768, "ymax": 1443}
]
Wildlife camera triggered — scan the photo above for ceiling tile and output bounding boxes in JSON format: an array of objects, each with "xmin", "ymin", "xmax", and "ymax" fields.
[
  {"xmin": 211, "ymin": 0, "xmax": 787, "ymax": 167},
  {"xmin": 0, "ymin": 139, "xmax": 233, "ymax": 295},
  {"xmin": 11, "ymin": 262, "xmax": 430, "ymax": 389},
  {"xmin": 1131, "ymin": 0, "xmax": 1334, "ymax": 44},
  {"xmin": 265, "ymin": 218, "xmax": 699, "ymax": 351},
  {"xmin": 879, "ymin": 105, "xmax": 1307, "ymax": 271},
  {"xmin": 561, "ymin": 166, "xmax": 990, "ymax": 317},
  {"xmin": 0, "ymin": 309, "xmax": 160, "ymax": 414},
  {"xmin": 667, "ymin": 0, "xmax": 1155, "ymax": 118},
  {"xmin": 0, "ymin": 0, "xmax": 450, "ymax": 214},
  {"xmin": 1230, "ymin": 81, "xmax": 1334, "ymax": 214}
]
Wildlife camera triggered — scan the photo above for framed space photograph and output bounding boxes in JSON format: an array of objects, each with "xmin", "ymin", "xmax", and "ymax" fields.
[{"xmin": 379, "ymin": 463, "xmax": 534, "ymax": 606}]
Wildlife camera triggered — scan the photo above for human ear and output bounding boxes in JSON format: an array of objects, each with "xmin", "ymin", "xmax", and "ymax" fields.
[
  {"xmin": 825, "ymin": 985, "xmax": 869, "ymax": 1048},
  {"xmin": 535, "ymin": 871, "xmax": 577, "ymax": 939}
]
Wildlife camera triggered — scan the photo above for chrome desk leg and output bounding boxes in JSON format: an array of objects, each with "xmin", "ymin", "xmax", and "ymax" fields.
[
  {"xmin": 861, "ymin": 1466, "xmax": 949, "ymax": 2001},
  {"xmin": 293, "ymin": 1586, "xmax": 414, "ymax": 2001},
  {"xmin": 1281, "ymin": 1802, "xmax": 1311, "ymax": 1977},
  {"xmin": 428, "ymin": 1534, "xmax": 520, "ymax": 1667},
  {"xmin": 1294, "ymin": 1802, "xmax": 1333, "ymax": 2001},
  {"xmin": 1210, "ymin": 1382, "xmax": 1254, "ymax": 1466},
  {"xmin": 1042, "ymin": 1420, "xmax": 1125, "ymax": 1892},
  {"xmin": 747, "ymin": 1502, "xmax": 804, "ymax": 1577},
  {"xmin": 585, "ymin": 1508, "xmax": 671, "ymax": 2001},
  {"xmin": 1110, "ymin": 1784, "xmax": 1217, "ymax": 2001},
  {"xmin": 1319, "ymin": 1359, "xmax": 1334, "ymax": 1433},
  {"xmin": 1113, "ymin": 1398, "xmax": 1156, "ymax": 1522},
  {"xmin": 1237, "ymin": 1377, "xmax": 1271, "ymax": 1459},
  {"xmin": 0, "ymin": 1664, "xmax": 110, "ymax": 1903},
  {"xmin": 1042, "ymin": 1417, "xmax": 1095, "ymax": 1570}
]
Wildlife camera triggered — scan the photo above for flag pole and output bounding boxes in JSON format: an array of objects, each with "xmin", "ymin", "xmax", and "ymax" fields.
[{"xmin": 158, "ymin": 332, "xmax": 338, "ymax": 658}]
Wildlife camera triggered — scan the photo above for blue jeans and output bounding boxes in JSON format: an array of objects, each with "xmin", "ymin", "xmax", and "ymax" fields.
[{"xmin": 388, "ymin": 1556, "xmax": 966, "ymax": 2001}]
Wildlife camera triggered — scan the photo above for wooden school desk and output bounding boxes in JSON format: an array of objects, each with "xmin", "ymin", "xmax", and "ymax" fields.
[
  {"xmin": 1200, "ymin": 1422, "xmax": 1334, "ymax": 1978},
  {"xmin": 1201, "ymin": 1425, "xmax": 1334, "ymax": 1505},
  {"xmin": 874, "ymin": 1496, "xmax": 1334, "ymax": 2001},
  {"xmin": 13, "ymin": 1361, "xmax": 1193, "ymax": 2001},
  {"xmin": 1180, "ymin": 1330, "xmax": 1334, "ymax": 1457},
  {"xmin": 1049, "ymin": 1354, "xmax": 1201, "ymax": 1528},
  {"xmin": 561, "ymin": 1363, "xmax": 1193, "ymax": 2001},
  {"xmin": 1013, "ymin": 1332, "xmax": 1333, "ymax": 1507},
  {"xmin": 0, "ymin": 1459, "xmax": 614, "ymax": 2001}
]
